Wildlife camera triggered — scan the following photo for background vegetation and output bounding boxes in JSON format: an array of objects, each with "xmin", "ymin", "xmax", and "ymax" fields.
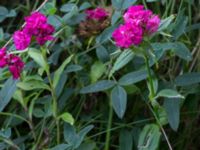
[{"xmin": 0, "ymin": 0, "xmax": 200, "ymax": 149}]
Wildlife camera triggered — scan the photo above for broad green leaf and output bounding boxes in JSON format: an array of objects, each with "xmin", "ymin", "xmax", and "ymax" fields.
[
  {"xmin": 50, "ymin": 144, "xmax": 70, "ymax": 150},
  {"xmin": 175, "ymin": 73, "xmax": 200, "ymax": 86},
  {"xmin": 90, "ymin": 61, "xmax": 106, "ymax": 83},
  {"xmin": 119, "ymin": 129, "xmax": 133, "ymax": 150},
  {"xmin": 164, "ymin": 98, "xmax": 180, "ymax": 131},
  {"xmin": 96, "ymin": 25, "xmax": 118, "ymax": 43},
  {"xmin": 96, "ymin": 45, "xmax": 110, "ymax": 63},
  {"xmin": 77, "ymin": 142, "xmax": 96, "ymax": 150},
  {"xmin": 17, "ymin": 80, "xmax": 50, "ymax": 91},
  {"xmin": 28, "ymin": 49, "xmax": 48, "ymax": 70},
  {"xmin": 53, "ymin": 55, "xmax": 73, "ymax": 88},
  {"xmin": 111, "ymin": 0, "xmax": 137, "ymax": 10},
  {"xmin": 111, "ymin": 86, "xmax": 127, "ymax": 119},
  {"xmin": 80, "ymin": 80, "xmax": 116, "ymax": 94},
  {"xmin": 0, "ymin": 78, "xmax": 18, "ymax": 112},
  {"xmin": 65, "ymin": 64, "xmax": 82, "ymax": 73},
  {"xmin": 172, "ymin": 42, "xmax": 192, "ymax": 61},
  {"xmin": 138, "ymin": 124, "xmax": 161, "ymax": 150},
  {"xmin": 60, "ymin": 3, "xmax": 76, "ymax": 12},
  {"xmin": 77, "ymin": 125, "xmax": 94, "ymax": 148},
  {"xmin": 119, "ymin": 70, "xmax": 148, "ymax": 86},
  {"xmin": 151, "ymin": 42, "xmax": 192, "ymax": 61},
  {"xmin": 156, "ymin": 89, "xmax": 184, "ymax": 99},
  {"xmin": 109, "ymin": 49, "xmax": 134, "ymax": 77},
  {"xmin": 79, "ymin": 2, "xmax": 91, "ymax": 11},
  {"xmin": 158, "ymin": 15, "xmax": 175, "ymax": 32},
  {"xmin": 172, "ymin": 11, "xmax": 188, "ymax": 40},
  {"xmin": 0, "ymin": 128, "xmax": 11, "ymax": 139},
  {"xmin": 64, "ymin": 123, "xmax": 93, "ymax": 148},
  {"xmin": 111, "ymin": 10, "xmax": 121, "ymax": 25},
  {"xmin": 59, "ymin": 112, "xmax": 74, "ymax": 125}
]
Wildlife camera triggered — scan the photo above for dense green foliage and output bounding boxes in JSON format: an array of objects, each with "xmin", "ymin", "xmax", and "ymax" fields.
[{"xmin": 0, "ymin": 0, "xmax": 200, "ymax": 150}]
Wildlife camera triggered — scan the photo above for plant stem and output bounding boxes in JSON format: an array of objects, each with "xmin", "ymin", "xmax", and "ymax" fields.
[
  {"xmin": 42, "ymin": 47, "xmax": 60, "ymax": 144},
  {"xmin": 146, "ymin": 102, "xmax": 173, "ymax": 150},
  {"xmin": 144, "ymin": 55, "xmax": 155, "ymax": 100},
  {"xmin": 104, "ymin": 101, "xmax": 113, "ymax": 150}
]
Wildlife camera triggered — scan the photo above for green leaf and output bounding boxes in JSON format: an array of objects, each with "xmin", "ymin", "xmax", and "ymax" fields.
[
  {"xmin": 0, "ymin": 78, "xmax": 18, "ymax": 112},
  {"xmin": 111, "ymin": 0, "xmax": 137, "ymax": 10},
  {"xmin": 96, "ymin": 45, "xmax": 110, "ymax": 63},
  {"xmin": 64, "ymin": 124, "xmax": 93, "ymax": 148},
  {"xmin": 79, "ymin": 2, "xmax": 91, "ymax": 11},
  {"xmin": 53, "ymin": 55, "xmax": 73, "ymax": 88},
  {"xmin": 156, "ymin": 89, "xmax": 184, "ymax": 99},
  {"xmin": 80, "ymin": 80, "xmax": 116, "ymax": 94},
  {"xmin": 59, "ymin": 112, "xmax": 74, "ymax": 125},
  {"xmin": 138, "ymin": 124, "xmax": 161, "ymax": 150},
  {"xmin": 175, "ymin": 72, "xmax": 200, "ymax": 86},
  {"xmin": 158, "ymin": 15, "xmax": 175, "ymax": 32},
  {"xmin": 164, "ymin": 98, "xmax": 180, "ymax": 131},
  {"xmin": 17, "ymin": 80, "xmax": 50, "ymax": 91},
  {"xmin": 65, "ymin": 64, "xmax": 82, "ymax": 73},
  {"xmin": 119, "ymin": 70, "xmax": 148, "ymax": 86},
  {"xmin": 28, "ymin": 49, "xmax": 48, "ymax": 70},
  {"xmin": 111, "ymin": 10, "xmax": 121, "ymax": 25},
  {"xmin": 50, "ymin": 144, "xmax": 70, "ymax": 150},
  {"xmin": 119, "ymin": 129, "xmax": 133, "ymax": 150},
  {"xmin": 77, "ymin": 125, "xmax": 94, "ymax": 148},
  {"xmin": 111, "ymin": 86, "xmax": 127, "ymax": 119},
  {"xmin": 172, "ymin": 11, "xmax": 188, "ymax": 40},
  {"xmin": 172, "ymin": 42, "xmax": 192, "ymax": 61},
  {"xmin": 109, "ymin": 49, "xmax": 134, "ymax": 77},
  {"xmin": 0, "ymin": 6, "xmax": 8, "ymax": 22},
  {"xmin": 90, "ymin": 61, "xmax": 106, "ymax": 83}
]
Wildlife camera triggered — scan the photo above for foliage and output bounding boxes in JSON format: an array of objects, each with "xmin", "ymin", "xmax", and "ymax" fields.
[{"xmin": 0, "ymin": 0, "xmax": 199, "ymax": 150}]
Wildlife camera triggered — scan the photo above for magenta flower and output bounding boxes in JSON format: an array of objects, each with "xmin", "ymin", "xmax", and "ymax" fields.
[
  {"xmin": 13, "ymin": 30, "xmax": 31, "ymax": 50},
  {"xmin": 23, "ymin": 11, "xmax": 55, "ymax": 46},
  {"xmin": 86, "ymin": 7, "xmax": 108, "ymax": 21},
  {"xmin": 0, "ymin": 48, "xmax": 7, "ymax": 68},
  {"xmin": 7, "ymin": 54, "xmax": 24, "ymax": 79},
  {"xmin": 112, "ymin": 5, "xmax": 160, "ymax": 48},
  {"xmin": 24, "ymin": 12, "xmax": 47, "ymax": 35},
  {"xmin": 35, "ymin": 23, "xmax": 55, "ymax": 45},
  {"xmin": 112, "ymin": 23, "xmax": 143, "ymax": 48},
  {"xmin": 146, "ymin": 15, "xmax": 161, "ymax": 34}
]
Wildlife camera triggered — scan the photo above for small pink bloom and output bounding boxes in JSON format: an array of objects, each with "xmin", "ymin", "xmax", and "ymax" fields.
[
  {"xmin": 124, "ymin": 6, "xmax": 152, "ymax": 26},
  {"xmin": 146, "ymin": 15, "xmax": 161, "ymax": 34},
  {"xmin": 23, "ymin": 11, "xmax": 55, "ymax": 45},
  {"xmin": 0, "ymin": 48, "xmax": 7, "ymax": 68},
  {"xmin": 24, "ymin": 12, "xmax": 47, "ymax": 35},
  {"xmin": 86, "ymin": 7, "xmax": 108, "ymax": 21},
  {"xmin": 112, "ymin": 23, "xmax": 143, "ymax": 48},
  {"xmin": 7, "ymin": 54, "xmax": 24, "ymax": 79},
  {"xmin": 13, "ymin": 30, "xmax": 31, "ymax": 50}
]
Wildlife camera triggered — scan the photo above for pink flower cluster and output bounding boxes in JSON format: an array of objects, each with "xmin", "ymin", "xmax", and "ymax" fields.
[
  {"xmin": 13, "ymin": 12, "xmax": 55, "ymax": 50},
  {"xmin": 112, "ymin": 5, "xmax": 160, "ymax": 48},
  {"xmin": 0, "ymin": 48, "xmax": 24, "ymax": 79},
  {"xmin": 85, "ymin": 7, "xmax": 108, "ymax": 21}
]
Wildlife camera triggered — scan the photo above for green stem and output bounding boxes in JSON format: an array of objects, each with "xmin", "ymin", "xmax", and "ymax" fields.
[
  {"xmin": 144, "ymin": 55, "xmax": 155, "ymax": 100},
  {"xmin": 104, "ymin": 101, "xmax": 113, "ymax": 150},
  {"xmin": 42, "ymin": 47, "xmax": 60, "ymax": 144}
]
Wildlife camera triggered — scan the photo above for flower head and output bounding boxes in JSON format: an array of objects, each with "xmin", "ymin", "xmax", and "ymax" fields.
[
  {"xmin": 24, "ymin": 12, "xmax": 47, "ymax": 35},
  {"xmin": 7, "ymin": 54, "xmax": 24, "ymax": 79},
  {"xmin": 112, "ymin": 23, "xmax": 143, "ymax": 48},
  {"xmin": 86, "ymin": 7, "xmax": 108, "ymax": 21},
  {"xmin": 112, "ymin": 5, "xmax": 160, "ymax": 48},
  {"xmin": 146, "ymin": 15, "xmax": 161, "ymax": 34},
  {"xmin": 0, "ymin": 48, "xmax": 7, "ymax": 68},
  {"xmin": 13, "ymin": 30, "xmax": 31, "ymax": 50}
]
